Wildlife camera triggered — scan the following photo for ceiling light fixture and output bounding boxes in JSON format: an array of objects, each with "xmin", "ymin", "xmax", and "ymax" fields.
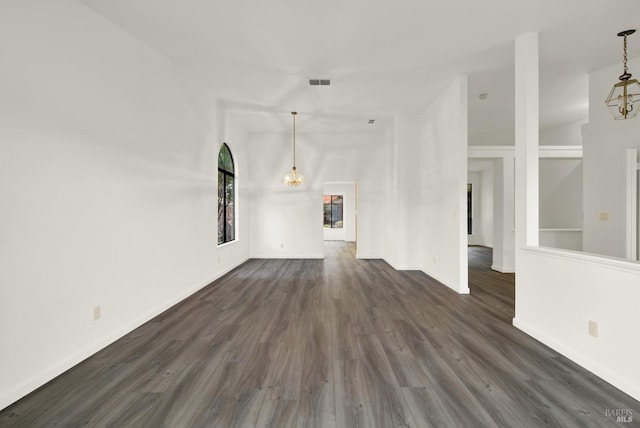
[
  {"xmin": 283, "ymin": 112, "xmax": 304, "ymax": 187},
  {"xmin": 605, "ymin": 29, "xmax": 640, "ymax": 120}
]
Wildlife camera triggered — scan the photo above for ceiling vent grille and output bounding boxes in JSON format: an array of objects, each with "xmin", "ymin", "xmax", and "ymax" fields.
[{"xmin": 309, "ymin": 79, "xmax": 331, "ymax": 86}]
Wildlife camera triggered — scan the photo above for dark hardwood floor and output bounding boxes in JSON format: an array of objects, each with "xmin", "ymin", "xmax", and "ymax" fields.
[{"xmin": 1, "ymin": 243, "xmax": 639, "ymax": 427}]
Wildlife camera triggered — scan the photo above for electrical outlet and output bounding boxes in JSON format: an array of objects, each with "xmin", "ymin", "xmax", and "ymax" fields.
[
  {"xmin": 93, "ymin": 306, "xmax": 101, "ymax": 321},
  {"xmin": 588, "ymin": 320, "xmax": 598, "ymax": 338},
  {"xmin": 599, "ymin": 212, "xmax": 609, "ymax": 221}
]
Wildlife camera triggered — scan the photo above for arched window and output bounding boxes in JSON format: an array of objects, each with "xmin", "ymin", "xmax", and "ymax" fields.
[{"xmin": 218, "ymin": 143, "xmax": 235, "ymax": 244}]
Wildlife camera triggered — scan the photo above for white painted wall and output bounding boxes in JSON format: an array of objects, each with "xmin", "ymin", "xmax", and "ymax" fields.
[
  {"xmin": 417, "ymin": 77, "xmax": 469, "ymax": 293},
  {"xmin": 492, "ymin": 155, "xmax": 516, "ymax": 272},
  {"xmin": 247, "ymin": 131, "xmax": 388, "ymax": 259},
  {"xmin": 538, "ymin": 230, "xmax": 582, "ymax": 251},
  {"xmin": 538, "ymin": 121, "xmax": 585, "ymax": 251},
  {"xmin": 385, "ymin": 79, "xmax": 469, "ymax": 295},
  {"xmin": 468, "ymin": 172, "xmax": 481, "ymax": 245},
  {"xmin": 514, "ymin": 39, "xmax": 640, "ymax": 401},
  {"xmin": 540, "ymin": 120, "xmax": 585, "ymax": 146},
  {"xmin": 480, "ymin": 167, "xmax": 494, "ymax": 248},
  {"xmin": 323, "ymin": 183, "xmax": 356, "ymax": 242},
  {"xmin": 0, "ymin": 0, "xmax": 249, "ymax": 410},
  {"xmin": 468, "ymin": 147, "xmax": 516, "ymax": 273},
  {"xmin": 386, "ymin": 114, "xmax": 421, "ymax": 269},
  {"xmin": 539, "ymin": 158, "xmax": 583, "ymax": 251},
  {"xmin": 515, "ymin": 248, "xmax": 640, "ymax": 401},
  {"xmin": 582, "ymin": 57, "xmax": 640, "ymax": 258},
  {"xmin": 467, "ymin": 165, "xmax": 494, "ymax": 247}
]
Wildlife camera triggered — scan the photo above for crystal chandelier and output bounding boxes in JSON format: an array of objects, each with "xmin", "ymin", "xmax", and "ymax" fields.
[
  {"xmin": 605, "ymin": 29, "xmax": 640, "ymax": 120},
  {"xmin": 283, "ymin": 111, "xmax": 304, "ymax": 186}
]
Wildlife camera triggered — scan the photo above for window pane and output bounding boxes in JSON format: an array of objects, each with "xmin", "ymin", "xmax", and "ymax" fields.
[
  {"xmin": 225, "ymin": 175, "xmax": 235, "ymax": 242},
  {"xmin": 218, "ymin": 143, "xmax": 234, "ymax": 173},
  {"xmin": 218, "ymin": 171, "xmax": 224, "ymax": 244},
  {"xmin": 323, "ymin": 204, "xmax": 332, "ymax": 228},
  {"xmin": 218, "ymin": 143, "xmax": 236, "ymax": 244},
  {"xmin": 332, "ymin": 202, "xmax": 343, "ymax": 228},
  {"xmin": 323, "ymin": 194, "xmax": 344, "ymax": 228}
]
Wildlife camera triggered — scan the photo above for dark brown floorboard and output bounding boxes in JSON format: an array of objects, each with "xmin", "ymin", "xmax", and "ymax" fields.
[{"xmin": 1, "ymin": 243, "xmax": 639, "ymax": 427}]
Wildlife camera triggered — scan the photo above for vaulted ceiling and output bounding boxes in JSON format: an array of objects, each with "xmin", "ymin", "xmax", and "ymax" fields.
[{"xmin": 80, "ymin": 0, "xmax": 640, "ymax": 139}]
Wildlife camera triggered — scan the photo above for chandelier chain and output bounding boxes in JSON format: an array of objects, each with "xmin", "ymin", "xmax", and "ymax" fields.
[
  {"xmin": 292, "ymin": 112, "xmax": 296, "ymax": 168},
  {"xmin": 624, "ymin": 34, "xmax": 628, "ymax": 74}
]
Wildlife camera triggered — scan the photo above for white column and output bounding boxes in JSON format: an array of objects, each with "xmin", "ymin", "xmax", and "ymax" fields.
[
  {"xmin": 515, "ymin": 32, "xmax": 539, "ymax": 259},
  {"xmin": 492, "ymin": 154, "xmax": 516, "ymax": 272},
  {"xmin": 387, "ymin": 113, "xmax": 420, "ymax": 270}
]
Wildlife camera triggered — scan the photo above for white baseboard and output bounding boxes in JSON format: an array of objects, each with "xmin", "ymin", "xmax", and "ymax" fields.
[
  {"xmin": 491, "ymin": 264, "xmax": 515, "ymax": 273},
  {"xmin": 356, "ymin": 253, "xmax": 382, "ymax": 259},
  {"xmin": 381, "ymin": 258, "xmax": 468, "ymax": 294},
  {"xmin": 382, "ymin": 258, "xmax": 420, "ymax": 271},
  {"xmin": 420, "ymin": 267, "xmax": 470, "ymax": 295},
  {"xmin": 250, "ymin": 250, "xmax": 324, "ymax": 259},
  {"xmin": 513, "ymin": 317, "xmax": 640, "ymax": 402},
  {"xmin": 0, "ymin": 257, "xmax": 249, "ymax": 412}
]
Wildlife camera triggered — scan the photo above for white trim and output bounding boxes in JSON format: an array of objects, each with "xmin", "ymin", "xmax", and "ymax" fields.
[
  {"xmin": 383, "ymin": 258, "xmax": 470, "ymax": 295},
  {"xmin": 522, "ymin": 246, "xmax": 640, "ymax": 274},
  {"xmin": 513, "ymin": 317, "xmax": 640, "ymax": 402},
  {"xmin": 538, "ymin": 145, "xmax": 583, "ymax": 158},
  {"xmin": 422, "ymin": 269, "xmax": 470, "ymax": 295},
  {"xmin": 355, "ymin": 253, "xmax": 382, "ymax": 259},
  {"xmin": 217, "ymin": 239, "xmax": 240, "ymax": 249},
  {"xmin": 250, "ymin": 254, "xmax": 324, "ymax": 259},
  {"xmin": 491, "ymin": 264, "xmax": 515, "ymax": 273},
  {"xmin": 468, "ymin": 145, "xmax": 582, "ymax": 159},
  {"xmin": 626, "ymin": 149, "xmax": 639, "ymax": 261},
  {"xmin": 538, "ymin": 228, "xmax": 582, "ymax": 232},
  {"xmin": 0, "ymin": 258, "xmax": 249, "ymax": 411},
  {"xmin": 382, "ymin": 258, "xmax": 420, "ymax": 271},
  {"xmin": 468, "ymin": 146, "xmax": 515, "ymax": 158}
]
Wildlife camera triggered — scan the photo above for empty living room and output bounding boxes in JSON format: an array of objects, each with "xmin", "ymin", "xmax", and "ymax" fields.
[{"xmin": 2, "ymin": 0, "xmax": 640, "ymax": 427}]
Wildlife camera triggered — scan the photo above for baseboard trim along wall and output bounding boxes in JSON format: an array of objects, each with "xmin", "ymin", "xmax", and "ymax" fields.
[
  {"xmin": 513, "ymin": 317, "xmax": 640, "ymax": 402},
  {"xmin": 491, "ymin": 264, "xmax": 516, "ymax": 273},
  {"xmin": 0, "ymin": 257, "xmax": 250, "ymax": 412}
]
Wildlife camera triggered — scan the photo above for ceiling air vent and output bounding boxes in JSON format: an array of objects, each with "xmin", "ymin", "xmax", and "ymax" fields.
[
  {"xmin": 368, "ymin": 119, "xmax": 375, "ymax": 124},
  {"xmin": 309, "ymin": 79, "xmax": 331, "ymax": 86}
]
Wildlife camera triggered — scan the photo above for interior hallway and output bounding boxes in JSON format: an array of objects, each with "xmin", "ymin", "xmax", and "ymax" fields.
[{"xmin": 1, "ymin": 243, "xmax": 638, "ymax": 427}]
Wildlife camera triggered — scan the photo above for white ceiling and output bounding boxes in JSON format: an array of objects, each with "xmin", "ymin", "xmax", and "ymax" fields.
[{"xmin": 80, "ymin": 0, "xmax": 640, "ymax": 137}]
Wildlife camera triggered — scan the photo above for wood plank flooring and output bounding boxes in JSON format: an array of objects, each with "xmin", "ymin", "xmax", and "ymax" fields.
[{"xmin": 1, "ymin": 243, "xmax": 639, "ymax": 427}]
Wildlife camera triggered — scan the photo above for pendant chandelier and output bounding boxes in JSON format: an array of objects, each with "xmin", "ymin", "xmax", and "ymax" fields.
[
  {"xmin": 283, "ymin": 111, "xmax": 304, "ymax": 186},
  {"xmin": 605, "ymin": 29, "xmax": 640, "ymax": 120}
]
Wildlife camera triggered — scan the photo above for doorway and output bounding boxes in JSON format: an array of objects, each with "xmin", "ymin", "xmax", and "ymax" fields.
[{"xmin": 322, "ymin": 181, "xmax": 357, "ymax": 251}]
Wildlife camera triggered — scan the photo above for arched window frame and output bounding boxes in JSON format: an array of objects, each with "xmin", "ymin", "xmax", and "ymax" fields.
[{"xmin": 218, "ymin": 143, "xmax": 235, "ymax": 245}]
